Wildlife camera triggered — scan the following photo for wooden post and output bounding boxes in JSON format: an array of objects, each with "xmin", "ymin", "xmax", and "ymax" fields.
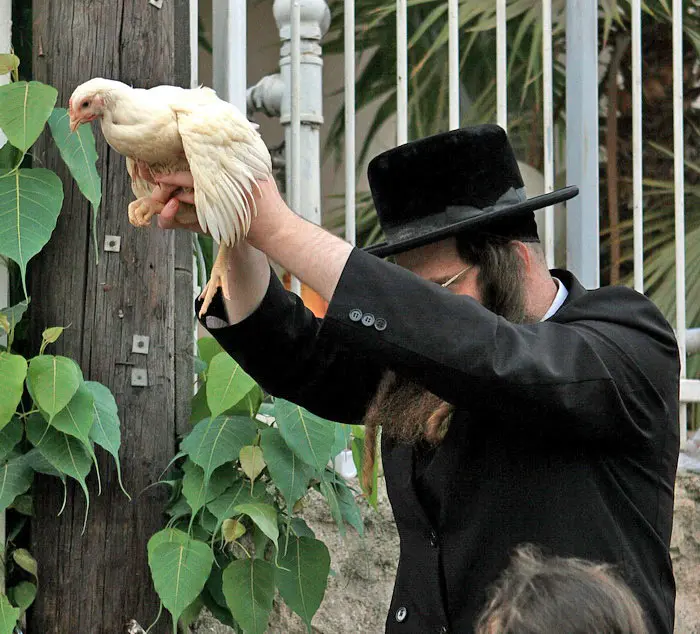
[{"xmin": 30, "ymin": 1, "xmax": 192, "ymax": 631}]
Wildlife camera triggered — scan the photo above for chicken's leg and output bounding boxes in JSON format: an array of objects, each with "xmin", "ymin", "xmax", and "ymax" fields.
[
  {"xmin": 128, "ymin": 197, "xmax": 164, "ymax": 227},
  {"xmin": 199, "ymin": 242, "xmax": 231, "ymax": 317}
]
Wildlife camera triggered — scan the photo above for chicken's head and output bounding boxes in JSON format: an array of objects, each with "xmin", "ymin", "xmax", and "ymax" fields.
[{"xmin": 68, "ymin": 79, "xmax": 111, "ymax": 132}]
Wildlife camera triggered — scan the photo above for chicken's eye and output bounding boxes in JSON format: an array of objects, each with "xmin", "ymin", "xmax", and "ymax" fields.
[{"xmin": 81, "ymin": 100, "xmax": 90, "ymax": 109}]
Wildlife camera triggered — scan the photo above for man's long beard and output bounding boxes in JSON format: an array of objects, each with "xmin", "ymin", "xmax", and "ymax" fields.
[{"xmin": 360, "ymin": 253, "xmax": 532, "ymax": 494}]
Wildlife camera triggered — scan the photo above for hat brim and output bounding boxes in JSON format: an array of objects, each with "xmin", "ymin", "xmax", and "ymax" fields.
[{"xmin": 364, "ymin": 185, "xmax": 579, "ymax": 258}]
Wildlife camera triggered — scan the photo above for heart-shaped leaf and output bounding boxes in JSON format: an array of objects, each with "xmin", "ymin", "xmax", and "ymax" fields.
[
  {"xmin": 181, "ymin": 460, "xmax": 234, "ymax": 517},
  {"xmin": 148, "ymin": 534, "xmax": 213, "ymax": 633},
  {"xmin": 274, "ymin": 399, "xmax": 336, "ymax": 472},
  {"xmin": 8, "ymin": 581, "xmax": 36, "ymax": 615},
  {"xmin": 319, "ymin": 479, "xmax": 345, "ymax": 538},
  {"xmin": 41, "ymin": 326, "xmax": 65, "ymax": 346},
  {"xmin": 260, "ymin": 428, "xmax": 315, "ymax": 509},
  {"xmin": 27, "ymin": 355, "xmax": 81, "ymax": 421},
  {"xmin": 12, "ymin": 549, "xmax": 37, "ymax": 581},
  {"xmin": 0, "ymin": 352, "xmax": 27, "ymax": 430},
  {"xmin": 0, "ymin": 592, "xmax": 20, "ymax": 634},
  {"xmin": 0, "ymin": 299, "xmax": 30, "ymax": 347},
  {"xmin": 275, "ymin": 536, "xmax": 330, "ymax": 629},
  {"xmin": 181, "ymin": 415, "xmax": 257, "ymax": 488},
  {"xmin": 222, "ymin": 559, "xmax": 275, "ymax": 634},
  {"xmin": 240, "ymin": 445, "xmax": 266, "ymax": 482},
  {"xmin": 206, "ymin": 353, "xmax": 257, "ymax": 419},
  {"xmin": 0, "ymin": 54, "xmax": 19, "ymax": 76},
  {"xmin": 0, "ymin": 168, "xmax": 63, "ymax": 295},
  {"xmin": 197, "ymin": 337, "xmax": 224, "ymax": 371},
  {"xmin": 234, "ymin": 503, "xmax": 279, "ymax": 553},
  {"xmin": 0, "ymin": 81, "xmax": 57, "ymax": 151},
  {"xmin": 48, "ymin": 107, "xmax": 102, "ymax": 258},
  {"xmin": 207, "ymin": 479, "xmax": 268, "ymax": 538},
  {"xmin": 85, "ymin": 381, "xmax": 129, "ymax": 498},
  {"xmin": 44, "ymin": 382, "xmax": 94, "ymax": 446}
]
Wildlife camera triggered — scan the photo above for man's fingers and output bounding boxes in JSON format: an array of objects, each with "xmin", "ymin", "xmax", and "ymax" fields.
[
  {"xmin": 155, "ymin": 172, "xmax": 194, "ymax": 188},
  {"xmin": 175, "ymin": 191, "xmax": 195, "ymax": 205},
  {"xmin": 160, "ymin": 198, "xmax": 180, "ymax": 222},
  {"xmin": 150, "ymin": 183, "xmax": 178, "ymax": 205}
]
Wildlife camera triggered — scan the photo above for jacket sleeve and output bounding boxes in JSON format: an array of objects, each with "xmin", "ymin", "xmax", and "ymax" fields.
[
  {"xmin": 195, "ymin": 268, "xmax": 383, "ymax": 424},
  {"xmin": 321, "ymin": 248, "xmax": 680, "ymax": 446}
]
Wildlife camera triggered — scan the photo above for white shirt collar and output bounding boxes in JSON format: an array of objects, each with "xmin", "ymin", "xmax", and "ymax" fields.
[{"xmin": 541, "ymin": 277, "xmax": 569, "ymax": 321}]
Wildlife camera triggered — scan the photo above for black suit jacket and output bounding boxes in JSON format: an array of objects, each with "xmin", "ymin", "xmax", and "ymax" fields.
[{"xmin": 197, "ymin": 248, "xmax": 680, "ymax": 634}]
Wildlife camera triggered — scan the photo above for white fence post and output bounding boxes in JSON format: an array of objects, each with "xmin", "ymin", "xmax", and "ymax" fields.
[{"xmin": 274, "ymin": 0, "xmax": 329, "ymax": 230}]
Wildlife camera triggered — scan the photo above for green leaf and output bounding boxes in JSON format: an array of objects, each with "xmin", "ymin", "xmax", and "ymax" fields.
[
  {"xmin": 181, "ymin": 415, "xmax": 257, "ymax": 487},
  {"xmin": 147, "ymin": 527, "xmax": 190, "ymax": 561},
  {"xmin": 41, "ymin": 326, "xmax": 65, "ymax": 345},
  {"xmin": 274, "ymin": 399, "xmax": 336, "ymax": 472},
  {"xmin": 85, "ymin": 380, "xmax": 129, "ymax": 498},
  {"xmin": 330, "ymin": 423, "xmax": 353, "ymax": 457},
  {"xmin": 27, "ymin": 355, "xmax": 81, "ymax": 421},
  {"xmin": 26, "ymin": 413, "xmax": 91, "ymax": 532},
  {"xmin": 0, "ymin": 299, "xmax": 30, "ymax": 346},
  {"xmin": 207, "ymin": 479, "xmax": 268, "ymax": 535},
  {"xmin": 47, "ymin": 107, "xmax": 102, "ymax": 258},
  {"xmin": 0, "ymin": 314, "xmax": 8, "ymax": 333},
  {"xmin": 149, "ymin": 535, "xmax": 213, "ymax": 633},
  {"xmin": 239, "ymin": 445, "xmax": 266, "ymax": 482},
  {"xmin": 0, "ymin": 592, "xmax": 20, "ymax": 634},
  {"xmin": 276, "ymin": 536, "xmax": 330, "ymax": 629},
  {"xmin": 260, "ymin": 428, "xmax": 315, "ymax": 508},
  {"xmin": 206, "ymin": 353, "xmax": 258, "ymax": 419},
  {"xmin": 319, "ymin": 479, "xmax": 345, "ymax": 538},
  {"xmin": 0, "ymin": 352, "xmax": 26, "ymax": 430},
  {"xmin": 289, "ymin": 517, "xmax": 315, "ymax": 539},
  {"xmin": 222, "ymin": 559, "xmax": 275, "ymax": 634},
  {"xmin": 9, "ymin": 493, "xmax": 32, "ymax": 516},
  {"xmin": 0, "ymin": 54, "xmax": 19, "ymax": 75},
  {"xmin": 189, "ymin": 384, "xmax": 210, "ymax": 424},
  {"xmin": 12, "ymin": 549, "xmax": 38, "ymax": 581},
  {"xmin": 0, "ymin": 168, "xmax": 63, "ymax": 295},
  {"xmin": 44, "ymin": 382, "xmax": 94, "ymax": 446},
  {"xmin": 0, "ymin": 455, "xmax": 32, "ymax": 514},
  {"xmin": 181, "ymin": 460, "xmax": 233, "ymax": 516},
  {"xmin": 197, "ymin": 336, "xmax": 224, "ymax": 371},
  {"xmin": 221, "ymin": 518, "xmax": 246, "ymax": 543},
  {"xmin": 0, "ymin": 417, "xmax": 23, "ymax": 463},
  {"xmin": 24, "ymin": 447, "xmax": 64, "ymax": 480},
  {"xmin": 7, "ymin": 581, "xmax": 36, "ymax": 615},
  {"xmin": 330, "ymin": 477, "xmax": 364, "ymax": 536},
  {"xmin": 179, "ymin": 596, "xmax": 204, "ymax": 630},
  {"xmin": 234, "ymin": 503, "xmax": 279, "ymax": 553},
  {"xmin": 0, "ymin": 81, "xmax": 57, "ymax": 152}
]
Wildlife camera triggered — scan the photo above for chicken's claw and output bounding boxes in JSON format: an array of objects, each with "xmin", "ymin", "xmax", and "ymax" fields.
[
  {"xmin": 198, "ymin": 244, "xmax": 232, "ymax": 317},
  {"xmin": 128, "ymin": 197, "xmax": 164, "ymax": 227}
]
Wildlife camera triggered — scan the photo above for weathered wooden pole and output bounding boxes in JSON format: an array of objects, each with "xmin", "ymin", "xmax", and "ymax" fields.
[{"xmin": 30, "ymin": 1, "xmax": 192, "ymax": 631}]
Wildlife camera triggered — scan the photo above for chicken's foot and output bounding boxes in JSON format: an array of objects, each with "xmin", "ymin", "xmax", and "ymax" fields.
[
  {"xmin": 199, "ymin": 242, "xmax": 231, "ymax": 317},
  {"xmin": 128, "ymin": 197, "xmax": 164, "ymax": 227}
]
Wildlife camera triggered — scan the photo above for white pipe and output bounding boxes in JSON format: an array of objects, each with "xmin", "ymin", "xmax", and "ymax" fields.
[
  {"xmin": 448, "ymin": 0, "xmax": 459, "ymax": 130},
  {"xmin": 190, "ymin": 0, "xmax": 199, "ymax": 88},
  {"xmin": 673, "ymin": 0, "xmax": 687, "ymax": 446},
  {"xmin": 542, "ymin": 0, "xmax": 554, "ymax": 267},
  {"xmin": 632, "ymin": 0, "xmax": 643, "ymax": 292},
  {"xmin": 290, "ymin": 0, "xmax": 302, "ymax": 296},
  {"xmin": 344, "ymin": 0, "xmax": 356, "ymax": 245},
  {"xmin": 496, "ymin": 0, "xmax": 507, "ymax": 130},
  {"xmin": 396, "ymin": 0, "xmax": 408, "ymax": 145}
]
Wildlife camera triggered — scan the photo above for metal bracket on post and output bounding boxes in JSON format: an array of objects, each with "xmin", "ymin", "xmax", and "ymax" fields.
[
  {"xmin": 149, "ymin": 0, "xmax": 164, "ymax": 8},
  {"xmin": 132, "ymin": 335, "xmax": 150, "ymax": 354},
  {"xmin": 104, "ymin": 235, "xmax": 121, "ymax": 252},
  {"xmin": 131, "ymin": 368, "xmax": 148, "ymax": 387}
]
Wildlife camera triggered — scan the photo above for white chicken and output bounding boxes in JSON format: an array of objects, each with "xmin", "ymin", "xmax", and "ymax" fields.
[{"xmin": 68, "ymin": 78, "xmax": 272, "ymax": 315}]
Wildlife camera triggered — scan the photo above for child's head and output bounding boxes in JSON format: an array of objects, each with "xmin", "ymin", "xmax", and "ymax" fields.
[{"xmin": 474, "ymin": 545, "xmax": 649, "ymax": 634}]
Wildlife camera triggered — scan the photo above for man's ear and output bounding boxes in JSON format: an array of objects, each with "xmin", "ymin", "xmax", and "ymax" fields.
[{"xmin": 511, "ymin": 240, "xmax": 533, "ymax": 272}]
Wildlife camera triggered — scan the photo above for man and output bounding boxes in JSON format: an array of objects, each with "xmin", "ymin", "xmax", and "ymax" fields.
[{"xmin": 154, "ymin": 125, "xmax": 680, "ymax": 633}]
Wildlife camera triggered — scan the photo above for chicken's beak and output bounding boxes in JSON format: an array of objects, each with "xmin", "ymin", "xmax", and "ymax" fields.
[{"xmin": 69, "ymin": 117, "xmax": 80, "ymax": 133}]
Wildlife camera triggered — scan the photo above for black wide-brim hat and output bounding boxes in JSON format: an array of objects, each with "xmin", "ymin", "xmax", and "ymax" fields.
[{"xmin": 364, "ymin": 124, "xmax": 579, "ymax": 258}]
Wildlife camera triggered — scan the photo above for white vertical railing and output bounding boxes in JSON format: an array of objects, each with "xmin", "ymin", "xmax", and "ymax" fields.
[
  {"xmin": 672, "ymin": 0, "xmax": 687, "ymax": 447},
  {"xmin": 496, "ymin": 0, "xmax": 507, "ymax": 130},
  {"xmin": 396, "ymin": 0, "xmax": 408, "ymax": 145},
  {"xmin": 190, "ymin": 0, "xmax": 199, "ymax": 89},
  {"xmin": 212, "ymin": 0, "xmax": 247, "ymax": 110},
  {"xmin": 344, "ymin": 0, "xmax": 356, "ymax": 245},
  {"xmin": 448, "ymin": 0, "xmax": 459, "ymax": 130},
  {"xmin": 542, "ymin": 0, "xmax": 554, "ymax": 267},
  {"xmin": 631, "ymin": 0, "xmax": 643, "ymax": 293}
]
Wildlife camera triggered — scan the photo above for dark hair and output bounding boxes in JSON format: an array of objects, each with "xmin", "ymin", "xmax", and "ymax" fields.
[
  {"xmin": 455, "ymin": 232, "xmax": 533, "ymax": 323},
  {"xmin": 474, "ymin": 545, "xmax": 649, "ymax": 634}
]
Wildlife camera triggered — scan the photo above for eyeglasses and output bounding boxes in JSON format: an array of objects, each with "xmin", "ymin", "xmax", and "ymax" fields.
[{"xmin": 441, "ymin": 267, "xmax": 471, "ymax": 288}]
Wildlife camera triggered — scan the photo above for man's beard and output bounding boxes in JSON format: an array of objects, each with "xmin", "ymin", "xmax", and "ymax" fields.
[{"xmin": 360, "ymin": 256, "xmax": 533, "ymax": 492}]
